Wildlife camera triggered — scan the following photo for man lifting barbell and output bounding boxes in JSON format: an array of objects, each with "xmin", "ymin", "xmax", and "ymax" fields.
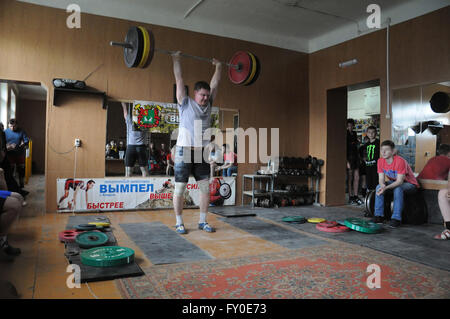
[{"xmin": 171, "ymin": 51, "xmax": 222, "ymax": 234}]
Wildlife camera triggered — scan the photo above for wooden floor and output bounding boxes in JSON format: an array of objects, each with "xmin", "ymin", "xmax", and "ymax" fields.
[
  {"xmin": 1, "ymin": 175, "xmax": 301, "ymax": 298},
  {"xmin": 1, "ymin": 175, "xmax": 449, "ymax": 299}
]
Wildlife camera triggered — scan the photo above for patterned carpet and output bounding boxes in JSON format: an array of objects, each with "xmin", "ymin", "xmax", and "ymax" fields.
[{"xmin": 116, "ymin": 244, "xmax": 450, "ymax": 299}]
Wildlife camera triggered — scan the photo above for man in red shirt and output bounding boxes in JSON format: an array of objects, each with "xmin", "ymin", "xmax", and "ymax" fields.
[
  {"xmin": 418, "ymin": 144, "xmax": 450, "ymax": 180},
  {"xmin": 372, "ymin": 140, "xmax": 419, "ymax": 228},
  {"xmin": 418, "ymin": 144, "xmax": 450, "ymax": 240}
]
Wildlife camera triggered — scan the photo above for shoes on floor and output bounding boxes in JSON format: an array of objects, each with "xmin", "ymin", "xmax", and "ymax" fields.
[
  {"xmin": 175, "ymin": 224, "xmax": 187, "ymax": 234},
  {"xmin": 198, "ymin": 223, "xmax": 215, "ymax": 233},
  {"xmin": 372, "ymin": 216, "xmax": 384, "ymax": 224},
  {"xmin": 354, "ymin": 197, "xmax": 364, "ymax": 206},
  {"xmin": 389, "ymin": 219, "xmax": 401, "ymax": 228}
]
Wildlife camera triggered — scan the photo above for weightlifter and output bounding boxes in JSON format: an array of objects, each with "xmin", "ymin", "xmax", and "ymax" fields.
[{"xmin": 171, "ymin": 51, "xmax": 222, "ymax": 234}]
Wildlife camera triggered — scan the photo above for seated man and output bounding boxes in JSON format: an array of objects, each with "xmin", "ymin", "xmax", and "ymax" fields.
[
  {"xmin": 0, "ymin": 168, "xmax": 23, "ymax": 262},
  {"xmin": 417, "ymin": 144, "xmax": 450, "ymax": 239},
  {"xmin": 372, "ymin": 140, "xmax": 420, "ymax": 228}
]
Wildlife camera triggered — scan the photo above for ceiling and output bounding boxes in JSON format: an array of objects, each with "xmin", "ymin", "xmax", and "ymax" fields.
[{"xmin": 17, "ymin": 0, "xmax": 450, "ymax": 53}]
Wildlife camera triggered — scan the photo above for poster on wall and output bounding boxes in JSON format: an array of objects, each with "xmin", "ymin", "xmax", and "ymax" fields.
[
  {"xmin": 56, "ymin": 176, "xmax": 235, "ymax": 213},
  {"xmin": 132, "ymin": 100, "xmax": 220, "ymax": 133}
]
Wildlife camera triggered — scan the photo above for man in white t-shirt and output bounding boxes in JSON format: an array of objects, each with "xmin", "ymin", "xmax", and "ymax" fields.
[{"xmin": 171, "ymin": 51, "xmax": 222, "ymax": 234}]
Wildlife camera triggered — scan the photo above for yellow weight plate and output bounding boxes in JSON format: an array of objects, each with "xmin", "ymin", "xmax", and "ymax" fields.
[
  {"xmin": 137, "ymin": 26, "xmax": 150, "ymax": 68},
  {"xmin": 243, "ymin": 52, "xmax": 257, "ymax": 86},
  {"xmin": 307, "ymin": 218, "xmax": 326, "ymax": 224},
  {"xmin": 88, "ymin": 222, "xmax": 111, "ymax": 227}
]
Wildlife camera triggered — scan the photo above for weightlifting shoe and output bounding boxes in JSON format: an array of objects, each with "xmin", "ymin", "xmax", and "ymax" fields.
[
  {"xmin": 389, "ymin": 219, "xmax": 401, "ymax": 228},
  {"xmin": 354, "ymin": 197, "xmax": 364, "ymax": 206},
  {"xmin": 2, "ymin": 241, "xmax": 21, "ymax": 256},
  {"xmin": 198, "ymin": 223, "xmax": 215, "ymax": 233},
  {"xmin": 372, "ymin": 216, "xmax": 384, "ymax": 224},
  {"xmin": 175, "ymin": 224, "xmax": 187, "ymax": 235}
]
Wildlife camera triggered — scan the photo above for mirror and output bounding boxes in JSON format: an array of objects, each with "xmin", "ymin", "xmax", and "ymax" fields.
[
  {"xmin": 392, "ymin": 81, "xmax": 450, "ymax": 176},
  {"xmin": 105, "ymin": 99, "xmax": 239, "ymax": 178}
]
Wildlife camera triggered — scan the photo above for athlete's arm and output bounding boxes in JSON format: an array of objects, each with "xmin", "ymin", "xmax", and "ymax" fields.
[
  {"xmin": 121, "ymin": 102, "xmax": 128, "ymax": 120},
  {"xmin": 172, "ymin": 51, "xmax": 186, "ymax": 105},
  {"xmin": 210, "ymin": 59, "xmax": 222, "ymax": 102}
]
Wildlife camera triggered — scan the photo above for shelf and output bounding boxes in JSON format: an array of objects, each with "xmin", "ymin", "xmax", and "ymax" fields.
[{"xmin": 53, "ymin": 87, "xmax": 107, "ymax": 109}]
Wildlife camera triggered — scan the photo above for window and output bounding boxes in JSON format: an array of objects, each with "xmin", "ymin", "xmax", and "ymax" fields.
[
  {"xmin": 0, "ymin": 83, "xmax": 7, "ymax": 126},
  {"xmin": 10, "ymin": 89, "xmax": 16, "ymax": 119}
]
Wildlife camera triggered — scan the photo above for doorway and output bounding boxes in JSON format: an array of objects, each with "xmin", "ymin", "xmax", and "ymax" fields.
[
  {"xmin": 0, "ymin": 80, "xmax": 47, "ymax": 187},
  {"xmin": 326, "ymin": 79, "xmax": 381, "ymax": 206}
]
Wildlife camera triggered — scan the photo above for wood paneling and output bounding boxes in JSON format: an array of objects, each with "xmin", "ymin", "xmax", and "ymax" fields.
[
  {"xmin": 309, "ymin": 6, "xmax": 450, "ymax": 205},
  {"xmin": 16, "ymin": 98, "xmax": 46, "ymax": 174},
  {"xmin": 0, "ymin": 0, "xmax": 309, "ymax": 212}
]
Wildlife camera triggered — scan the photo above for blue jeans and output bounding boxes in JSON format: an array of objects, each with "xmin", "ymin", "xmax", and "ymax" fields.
[
  {"xmin": 374, "ymin": 181, "xmax": 417, "ymax": 221},
  {"xmin": 222, "ymin": 166, "xmax": 237, "ymax": 177}
]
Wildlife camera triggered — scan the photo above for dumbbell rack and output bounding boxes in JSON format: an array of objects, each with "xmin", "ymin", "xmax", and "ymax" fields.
[{"xmin": 241, "ymin": 174, "xmax": 274, "ymax": 208}]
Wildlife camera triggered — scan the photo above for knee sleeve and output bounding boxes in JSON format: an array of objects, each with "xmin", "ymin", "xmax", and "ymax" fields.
[
  {"xmin": 174, "ymin": 182, "xmax": 187, "ymax": 196},
  {"xmin": 197, "ymin": 179, "xmax": 210, "ymax": 195}
]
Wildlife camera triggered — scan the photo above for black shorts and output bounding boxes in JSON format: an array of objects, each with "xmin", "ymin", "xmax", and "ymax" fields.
[
  {"xmin": 0, "ymin": 197, "xmax": 6, "ymax": 214},
  {"xmin": 174, "ymin": 146, "xmax": 210, "ymax": 183},
  {"xmin": 347, "ymin": 155, "xmax": 359, "ymax": 170},
  {"xmin": 125, "ymin": 145, "xmax": 148, "ymax": 167},
  {"xmin": 359, "ymin": 161, "xmax": 366, "ymax": 175}
]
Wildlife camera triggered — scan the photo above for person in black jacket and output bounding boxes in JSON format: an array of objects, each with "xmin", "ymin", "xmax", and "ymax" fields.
[
  {"xmin": 347, "ymin": 119, "xmax": 363, "ymax": 205},
  {"xmin": 361, "ymin": 126, "xmax": 380, "ymax": 191}
]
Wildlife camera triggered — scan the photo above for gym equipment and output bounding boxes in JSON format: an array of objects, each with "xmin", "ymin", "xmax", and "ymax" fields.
[
  {"xmin": 88, "ymin": 222, "xmax": 111, "ymax": 228},
  {"xmin": 364, "ymin": 190, "xmax": 375, "ymax": 217},
  {"xmin": 317, "ymin": 221, "xmax": 338, "ymax": 228},
  {"xmin": 110, "ymin": 26, "xmax": 260, "ymax": 86},
  {"xmin": 282, "ymin": 216, "xmax": 307, "ymax": 224},
  {"xmin": 430, "ymin": 91, "xmax": 449, "ymax": 113},
  {"xmin": 75, "ymin": 231, "xmax": 109, "ymax": 249},
  {"xmin": 80, "ymin": 246, "xmax": 135, "ymax": 267},
  {"xmin": 316, "ymin": 224, "xmax": 350, "ymax": 233},
  {"xmin": 58, "ymin": 230, "xmax": 82, "ymax": 243},
  {"xmin": 344, "ymin": 217, "xmax": 381, "ymax": 234},
  {"xmin": 307, "ymin": 218, "xmax": 326, "ymax": 224},
  {"xmin": 75, "ymin": 224, "xmax": 104, "ymax": 231}
]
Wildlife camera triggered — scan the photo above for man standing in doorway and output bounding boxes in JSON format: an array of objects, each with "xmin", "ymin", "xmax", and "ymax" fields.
[
  {"xmin": 4, "ymin": 119, "xmax": 28, "ymax": 190},
  {"xmin": 347, "ymin": 119, "xmax": 363, "ymax": 205},
  {"xmin": 171, "ymin": 51, "xmax": 222, "ymax": 234},
  {"xmin": 361, "ymin": 126, "xmax": 380, "ymax": 192}
]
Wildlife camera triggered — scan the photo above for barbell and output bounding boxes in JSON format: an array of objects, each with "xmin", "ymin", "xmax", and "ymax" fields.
[{"xmin": 110, "ymin": 26, "xmax": 261, "ymax": 86}]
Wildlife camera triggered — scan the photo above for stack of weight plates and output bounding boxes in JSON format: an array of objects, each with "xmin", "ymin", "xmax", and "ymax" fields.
[{"xmin": 81, "ymin": 246, "xmax": 135, "ymax": 267}]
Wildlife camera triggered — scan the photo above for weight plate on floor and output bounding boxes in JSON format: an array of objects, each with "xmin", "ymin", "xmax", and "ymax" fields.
[
  {"xmin": 88, "ymin": 222, "xmax": 111, "ymax": 227},
  {"xmin": 307, "ymin": 218, "xmax": 326, "ymax": 224},
  {"xmin": 282, "ymin": 216, "xmax": 306, "ymax": 224},
  {"xmin": 124, "ymin": 26, "xmax": 144, "ymax": 68},
  {"xmin": 75, "ymin": 231, "xmax": 109, "ymax": 248},
  {"xmin": 58, "ymin": 229, "xmax": 82, "ymax": 243},
  {"xmin": 344, "ymin": 217, "xmax": 381, "ymax": 234},
  {"xmin": 316, "ymin": 224, "xmax": 350, "ymax": 233},
  {"xmin": 81, "ymin": 246, "xmax": 135, "ymax": 267},
  {"xmin": 317, "ymin": 221, "xmax": 338, "ymax": 228},
  {"xmin": 75, "ymin": 224, "xmax": 103, "ymax": 231},
  {"xmin": 228, "ymin": 51, "xmax": 252, "ymax": 85}
]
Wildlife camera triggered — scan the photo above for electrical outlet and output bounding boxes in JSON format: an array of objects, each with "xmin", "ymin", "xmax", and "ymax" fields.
[{"xmin": 75, "ymin": 139, "xmax": 81, "ymax": 147}]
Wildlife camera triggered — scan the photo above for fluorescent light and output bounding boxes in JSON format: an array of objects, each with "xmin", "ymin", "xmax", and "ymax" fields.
[{"xmin": 339, "ymin": 59, "xmax": 358, "ymax": 68}]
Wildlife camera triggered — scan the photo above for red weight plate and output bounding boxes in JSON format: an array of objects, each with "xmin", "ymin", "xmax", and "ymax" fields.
[
  {"xmin": 59, "ymin": 229, "xmax": 82, "ymax": 243},
  {"xmin": 316, "ymin": 224, "xmax": 350, "ymax": 233},
  {"xmin": 228, "ymin": 51, "xmax": 252, "ymax": 85},
  {"xmin": 317, "ymin": 221, "xmax": 338, "ymax": 228}
]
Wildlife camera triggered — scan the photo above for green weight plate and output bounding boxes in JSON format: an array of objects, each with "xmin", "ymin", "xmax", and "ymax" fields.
[
  {"xmin": 282, "ymin": 216, "xmax": 306, "ymax": 224},
  {"xmin": 75, "ymin": 231, "xmax": 109, "ymax": 248},
  {"xmin": 344, "ymin": 217, "xmax": 381, "ymax": 234},
  {"xmin": 81, "ymin": 246, "xmax": 135, "ymax": 267}
]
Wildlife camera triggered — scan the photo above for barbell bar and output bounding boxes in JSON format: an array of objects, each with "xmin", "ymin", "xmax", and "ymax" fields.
[{"xmin": 110, "ymin": 26, "xmax": 261, "ymax": 86}]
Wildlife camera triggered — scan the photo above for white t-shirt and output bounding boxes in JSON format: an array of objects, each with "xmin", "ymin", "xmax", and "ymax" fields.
[{"xmin": 176, "ymin": 97, "xmax": 212, "ymax": 147}]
